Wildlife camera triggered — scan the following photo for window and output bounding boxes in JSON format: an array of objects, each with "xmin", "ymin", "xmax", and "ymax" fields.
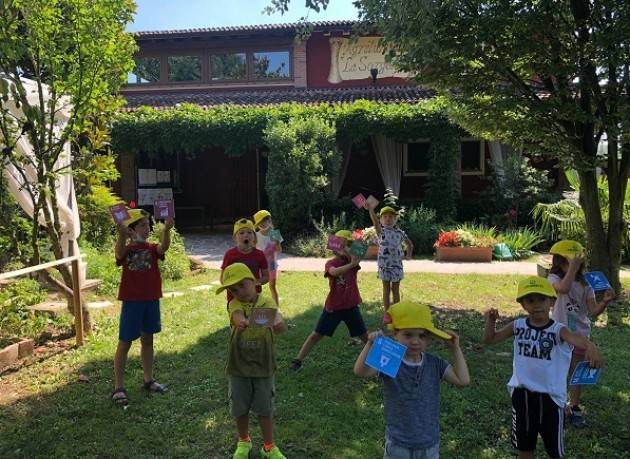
[
  {"xmin": 404, "ymin": 140, "xmax": 431, "ymax": 176},
  {"xmin": 128, "ymin": 57, "xmax": 160, "ymax": 84},
  {"xmin": 168, "ymin": 56, "xmax": 201, "ymax": 82},
  {"xmin": 210, "ymin": 53, "xmax": 247, "ymax": 80},
  {"xmin": 460, "ymin": 139, "xmax": 484, "ymax": 174},
  {"xmin": 253, "ymin": 51, "xmax": 290, "ymax": 79}
]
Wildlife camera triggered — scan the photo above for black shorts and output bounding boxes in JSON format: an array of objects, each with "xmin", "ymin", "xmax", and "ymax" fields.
[
  {"xmin": 511, "ymin": 387, "xmax": 565, "ymax": 458},
  {"xmin": 314, "ymin": 306, "xmax": 367, "ymax": 338}
]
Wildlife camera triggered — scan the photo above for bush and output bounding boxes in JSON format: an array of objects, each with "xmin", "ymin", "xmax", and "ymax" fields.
[
  {"xmin": 497, "ymin": 227, "xmax": 544, "ymax": 260},
  {"xmin": 148, "ymin": 223, "xmax": 190, "ymax": 281},
  {"xmin": 400, "ymin": 205, "xmax": 440, "ymax": 255},
  {"xmin": 78, "ymin": 185, "xmax": 120, "ymax": 249},
  {"xmin": 0, "ymin": 177, "xmax": 34, "ymax": 271},
  {"xmin": 287, "ymin": 212, "xmax": 356, "ymax": 257}
]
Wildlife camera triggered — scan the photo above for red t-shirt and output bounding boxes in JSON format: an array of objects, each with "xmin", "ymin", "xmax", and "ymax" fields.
[
  {"xmin": 324, "ymin": 256, "xmax": 361, "ymax": 311},
  {"xmin": 116, "ymin": 242, "xmax": 164, "ymax": 301},
  {"xmin": 221, "ymin": 247, "xmax": 268, "ymax": 302}
]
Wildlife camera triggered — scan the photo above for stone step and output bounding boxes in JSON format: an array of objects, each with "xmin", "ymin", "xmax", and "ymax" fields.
[{"xmin": 27, "ymin": 302, "xmax": 67, "ymax": 314}]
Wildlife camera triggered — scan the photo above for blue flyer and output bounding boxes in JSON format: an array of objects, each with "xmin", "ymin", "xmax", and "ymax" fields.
[
  {"xmin": 570, "ymin": 361, "xmax": 601, "ymax": 385},
  {"xmin": 583, "ymin": 271, "xmax": 612, "ymax": 291},
  {"xmin": 365, "ymin": 336, "xmax": 407, "ymax": 378}
]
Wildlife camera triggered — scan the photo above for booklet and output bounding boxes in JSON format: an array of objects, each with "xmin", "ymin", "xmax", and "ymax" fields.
[
  {"xmin": 570, "ymin": 361, "xmax": 602, "ymax": 386},
  {"xmin": 269, "ymin": 229, "xmax": 284, "ymax": 243},
  {"xmin": 153, "ymin": 199, "xmax": 175, "ymax": 220},
  {"xmin": 352, "ymin": 193, "xmax": 367, "ymax": 208},
  {"xmin": 109, "ymin": 204, "xmax": 130, "ymax": 224},
  {"xmin": 327, "ymin": 235, "xmax": 346, "ymax": 252},
  {"xmin": 249, "ymin": 307, "xmax": 277, "ymax": 328},
  {"xmin": 365, "ymin": 336, "xmax": 407, "ymax": 378},
  {"xmin": 583, "ymin": 271, "xmax": 612, "ymax": 292},
  {"xmin": 349, "ymin": 240, "xmax": 368, "ymax": 259},
  {"xmin": 366, "ymin": 195, "xmax": 379, "ymax": 209}
]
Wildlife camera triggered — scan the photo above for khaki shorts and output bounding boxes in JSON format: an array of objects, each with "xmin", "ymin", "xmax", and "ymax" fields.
[{"xmin": 229, "ymin": 375, "xmax": 275, "ymax": 417}]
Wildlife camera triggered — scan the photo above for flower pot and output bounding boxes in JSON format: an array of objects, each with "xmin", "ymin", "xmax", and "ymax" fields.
[
  {"xmin": 365, "ymin": 245, "xmax": 379, "ymax": 259},
  {"xmin": 436, "ymin": 246, "xmax": 493, "ymax": 263}
]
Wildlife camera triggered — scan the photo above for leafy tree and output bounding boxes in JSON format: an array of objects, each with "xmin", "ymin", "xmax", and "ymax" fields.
[{"xmin": 0, "ymin": 0, "xmax": 136, "ymax": 331}]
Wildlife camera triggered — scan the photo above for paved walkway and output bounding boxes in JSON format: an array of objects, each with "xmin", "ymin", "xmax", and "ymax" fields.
[{"xmin": 183, "ymin": 233, "xmax": 630, "ymax": 277}]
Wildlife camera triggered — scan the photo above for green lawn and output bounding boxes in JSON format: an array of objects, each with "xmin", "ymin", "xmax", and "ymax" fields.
[{"xmin": 1, "ymin": 271, "xmax": 629, "ymax": 458}]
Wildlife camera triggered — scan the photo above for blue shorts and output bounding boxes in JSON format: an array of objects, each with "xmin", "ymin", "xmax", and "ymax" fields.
[
  {"xmin": 314, "ymin": 306, "xmax": 367, "ymax": 337},
  {"xmin": 119, "ymin": 300, "xmax": 161, "ymax": 341}
]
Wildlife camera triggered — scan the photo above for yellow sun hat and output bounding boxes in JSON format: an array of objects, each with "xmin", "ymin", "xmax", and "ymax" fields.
[
  {"xmin": 233, "ymin": 218, "xmax": 256, "ymax": 236},
  {"xmin": 253, "ymin": 210, "xmax": 271, "ymax": 228},
  {"xmin": 516, "ymin": 276, "xmax": 557, "ymax": 300},
  {"xmin": 549, "ymin": 240, "xmax": 584, "ymax": 259},
  {"xmin": 379, "ymin": 206, "xmax": 397, "ymax": 217},
  {"xmin": 334, "ymin": 229, "xmax": 354, "ymax": 242},
  {"xmin": 123, "ymin": 209, "xmax": 150, "ymax": 228},
  {"xmin": 215, "ymin": 263, "xmax": 256, "ymax": 295},
  {"xmin": 385, "ymin": 302, "xmax": 450, "ymax": 340}
]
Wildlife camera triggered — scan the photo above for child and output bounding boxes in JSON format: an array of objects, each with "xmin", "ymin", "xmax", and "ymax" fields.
[
  {"xmin": 221, "ymin": 218, "xmax": 269, "ymax": 304},
  {"xmin": 112, "ymin": 209, "xmax": 173, "ymax": 405},
  {"xmin": 216, "ymin": 263, "xmax": 287, "ymax": 459},
  {"xmin": 354, "ymin": 301, "xmax": 469, "ymax": 459},
  {"xmin": 483, "ymin": 276, "xmax": 604, "ymax": 459},
  {"xmin": 366, "ymin": 204, "xmax": 413, "ymax": 311},
  {"xmin": 547, "ymin": 240, "xmax": 614, "ymax": 428},
  {"xmin": 289, "ymin": 230, "xmax": 368, "ymax": 373},
  {"xmin": 254, "ymin": 209, "xmax": 282, "ymax": 306}
]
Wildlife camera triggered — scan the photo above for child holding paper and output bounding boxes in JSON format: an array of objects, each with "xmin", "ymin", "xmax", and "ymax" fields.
[
  {"xmin": 221, "ymin": 218, "xmax": 269, "ymax": 304},
  {"xmin": 483, "ymin": 276, "xmax": 604, "ymax": 458},
  {"xmin": 547, "ymin": 240, "xmax": 614, "ymax": 428},
  {"xmin": 254, "ymin": 210, "xmax": 282, "ymax": 306},
  {"xmin": 289, "ymin": 230, "xmax": 368, "ymax": 373},
  {"xmin": 366, "ymin": 204, "xmax": 413, "ymax": 311},
  {"xmin": 112, "ymin": 209, "xmax": 173, "ymax": 406},
  {"xmin": 216, "ymin": 263, "xmax": 287, "ymax": 459},
  {"xmin": 354, "ymin": 302, "xmax": 469, "ymax": 459}
]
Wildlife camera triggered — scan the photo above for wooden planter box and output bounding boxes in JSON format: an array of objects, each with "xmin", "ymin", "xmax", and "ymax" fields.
[
  {"xmin": 436, "ymin": 246, "xmax": 493, "ymax": 263},
  {"xmin": 365, "ymin": 245, "xmax": 379, "ymax": 259}
]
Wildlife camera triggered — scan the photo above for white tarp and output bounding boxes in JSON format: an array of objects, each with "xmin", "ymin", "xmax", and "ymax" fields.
[
  {"xmin": 371, "ymin": 134, "xmax": 403, "ymax": 196},
  {"xmin": 1, "ymin": 77, "xmax": 83, "ymax": 278}
]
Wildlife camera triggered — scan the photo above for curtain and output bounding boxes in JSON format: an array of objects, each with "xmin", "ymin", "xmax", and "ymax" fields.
[
  {"xmin": 488, "ymin": 141, "xmax": 504, "ymax": 181},
  {"xmin": 370, "ymin": 134, "xmax": 403, "ymax": 196},
  {"xmin": 332, "ymin": 141, "xmax": 352, "ymax": 198}
]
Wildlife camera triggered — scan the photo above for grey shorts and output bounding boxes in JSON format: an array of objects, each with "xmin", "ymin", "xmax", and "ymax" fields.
[
  {"xmin": 228, "ymin": 375, "xmax": 275, "ymax": 417},
  {"xmin": 384, "ymin": 439, "xmax": 439, "ymax": 459}
]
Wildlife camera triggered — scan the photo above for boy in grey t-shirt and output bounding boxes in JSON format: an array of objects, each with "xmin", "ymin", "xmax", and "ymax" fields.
[{"xmin": 354, "ymin": 302, "xmax": 470, "ymax": 459}]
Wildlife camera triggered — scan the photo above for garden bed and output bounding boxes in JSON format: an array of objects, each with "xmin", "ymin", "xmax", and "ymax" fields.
[{"xmin": 436, "ymin": 246, "xmax": 493, "ymax": 262}]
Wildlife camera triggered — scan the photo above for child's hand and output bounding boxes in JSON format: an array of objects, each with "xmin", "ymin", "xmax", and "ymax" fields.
[
  {"xmin": 367, "ymin": 330, "xmax": 383, "ymax": 344},
  {"xmin": 117, "ymin": 223, "xmax": 131, "ymax": 238},
  {"xmin": 444, "ymin": 331, "xmax": 461, "ymax": 350},
  {"xmin": 164, "ymin": 217, "xmax": 174, "ymax": 230},
  {"xmin": 350, "ymin": 255, "xmax": 360, "ymax": 266},
  {"xmin": 272, "ymin": 311, "xmax": 285, "ymax": 334},
  {"xmin": 569, "ymin": 255, "xmax": 584, "ymax": 270},
  {"xmin": 584, "ymin": 343, "xmax": 603, "ymax": 369},
  {"xmin": 234, "ymin": 317, "xmax": 249, "ymax": 330},
  {"xmin": 485, "ymin": 308, "xmax": 499, "ymax": 322},
  {"xmin": 602, "ymin": 288, "xmax": 615, "ymax": 304}
]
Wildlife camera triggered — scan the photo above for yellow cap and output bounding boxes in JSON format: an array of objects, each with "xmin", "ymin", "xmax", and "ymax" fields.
[
  {"xmin": 516, "ymin": 276, "xmax": 557, "ymax": 300},
  {"xmin": 334, "ymin": 229, "xmax": 354, "ymax": 242},
  {"xmin": 386, "ymin": 302, "xmax": 450, "ymax": 339},
  {"xmin": 253, "ymin": 210, "xmax": 271, "ymax": 227},
  {"xmin": 379, "ymin": 206, "xmax": 397, "ymax": 217},
  {"xmin": 549, "ymin": 240, "xmax": 584, "ymax": 259},
  {"xmin": 233, "ymin": 218, "xmax": 256, "ymax": 236},
  {"xmin": 216, "ymin": 263, "xmax": 256, "ymax": 295},
  {"xmin": 123, "ymin": 209, "xmax": 149, "ymax": 228}
]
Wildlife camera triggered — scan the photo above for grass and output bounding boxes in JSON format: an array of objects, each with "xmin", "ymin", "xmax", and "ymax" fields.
[{"xmin": 1, "ymin": 271, "xmax": 629, "ymax": 458}]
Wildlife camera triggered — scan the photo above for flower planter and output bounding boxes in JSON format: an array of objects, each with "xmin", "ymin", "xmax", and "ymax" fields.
[
  {"xmin": 436, "ymin": 246, "xmax": 493, "ymax": 263},
  {"xmin": 365, "ymin": 245, "xmax": 379, "ymax": 259}
]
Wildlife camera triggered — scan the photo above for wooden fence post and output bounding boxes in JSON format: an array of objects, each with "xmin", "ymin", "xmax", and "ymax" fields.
[{"xmin": 71, "ymin": 258, "xmax": 84, "ymax": 346}]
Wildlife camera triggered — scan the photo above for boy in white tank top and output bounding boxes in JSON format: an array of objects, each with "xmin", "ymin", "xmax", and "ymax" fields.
[{"xmin": 482, "ymin": 276, "xmax": 603, "ymax": 459}]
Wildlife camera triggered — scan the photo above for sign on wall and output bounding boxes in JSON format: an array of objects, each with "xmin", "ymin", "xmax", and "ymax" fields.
[{"xmin": 327, "ymin": 37, "xmax": 409, "ymax": 84}]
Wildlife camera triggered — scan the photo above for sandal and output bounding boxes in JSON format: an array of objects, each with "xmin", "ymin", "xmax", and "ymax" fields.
[
  {"xmin": 111, "ymin": 387, "xmax": 129, "ymax": 406},
  {"xmin": 143, "ymin": 379, "xmax": 167, "ymax": 394},
  {"xmin": 569, "ymin": 405, "xmax": 587, "ymax": 429}
]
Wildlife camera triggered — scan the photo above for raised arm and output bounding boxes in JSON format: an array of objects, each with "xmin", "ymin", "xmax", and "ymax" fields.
[
  {"xmin": 442, "ymin": 331, "xmax": 470, "ymax": 386},
  {"xmin": 327, "ymin": 255, "xmax": 360, "ymax": 277},
  {"xmin": 157, "ymin": 217, "xmax": 174, "ymax": 255},
  {"xmin": 115, "ymin": 223, "xmax": 130, "ymax": 261},
  {"xmin": 354, "ymin": 331, "xmax": 381, "ymax": 378},
  {"xmin": 482, "ymin": 309, "xmax": 514, "ymax": 344},
  {"xmin": 586, "ymin": 288, "xmax": 614, "ymax": 318},
  {"xmin": 365, "ymin": 203, "xmax": 381, "ymax": 235},
  {"xmin": 551, "ymin": 256, "xmax": 582, "ymax": 294}
]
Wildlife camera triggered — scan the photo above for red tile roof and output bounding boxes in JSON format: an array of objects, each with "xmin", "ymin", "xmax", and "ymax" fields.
[{"xmin": 121, "ymin": 85, "xmax": 434, "ymax": 110}]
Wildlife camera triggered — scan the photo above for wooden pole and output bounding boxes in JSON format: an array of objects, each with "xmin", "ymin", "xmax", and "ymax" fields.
[{"xmin": 71, "ymin": 258, "xmax": 84, "ymax": 346}]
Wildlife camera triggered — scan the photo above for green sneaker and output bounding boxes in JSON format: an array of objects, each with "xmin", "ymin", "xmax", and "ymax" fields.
[
  {"xmin": 232, "ymin": 440, "xmax": 252, "ymax": 459},
  {"xmin": 259, "ymin": 445, "xmax": 287, "ymax": 459}
]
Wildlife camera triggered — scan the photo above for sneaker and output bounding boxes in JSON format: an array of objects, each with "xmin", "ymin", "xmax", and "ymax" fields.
[
  {"xmin": 568, "ymin": 405, "xmax": 587, "ymax": 429},
  {"xmin": 260, "ymin": 445, "xmax": 287, "ymax": 459},
  {"xmin": 288, "ymin": 359, "xmax": 302, "ymax": 373},
  {"xmin": 232, "ymin": 440, "xmax": 252, "ymax": 459}
]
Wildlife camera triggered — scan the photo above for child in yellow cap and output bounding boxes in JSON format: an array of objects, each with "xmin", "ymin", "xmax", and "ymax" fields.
[
  {"xmin": 547, "ymin": 240, "xmax": 614, "ymax": 428},
  {"xmin": 253, "ymin": 210, "xmax": 282, "ymax": 306},
  {"xmin": 289, "ymin": 229, "xmax": 368, "ymax": 373},
  {"xmin": 216, "ymin": 263, "xmax": 286, "ymax": 459},
  {"xmin": 354, "ymin": 302, "xmax": 469, "ymax": 458},
  {"xmin": 365, "ymin": 203, "xmax": 414, "ymax": 311},
  {"xmin": 220, "ymin": 218, "xmax": 269, "ymax": 305},
  {"xmin": 483, "ymin": 276, "xmax": 604, "ymax": 459},
  {"xmin": 112, "ymin": 208, "xmax": 173, "ymax": 406}
]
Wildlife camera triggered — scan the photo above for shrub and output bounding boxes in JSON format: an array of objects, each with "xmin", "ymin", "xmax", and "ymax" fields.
[
  {"xmin": 400, "ymin": 205, "xmax": 440, "ymax": 255},
  {"xmin": 78, "ymin": 185, "xmax": 120, "ymax": 249},
  {"xmin": 148, "ymin": 223, "xmax": 190, "ymax": 281},
  {"xmin": 497, "ymin": 227, "xmax": 545, "ymax": 260},
  {"xmin": 286, "ymin": 211, "xmax": 356, "ymax": 257},
  {"xmin": 0, "ymin": 177, "xmax": 34, "ymax": 271}
]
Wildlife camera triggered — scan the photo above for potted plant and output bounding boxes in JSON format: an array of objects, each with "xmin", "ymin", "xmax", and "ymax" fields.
[
  {"xmin": 434, "ymin": 229, "xmax": 494, "ymax": 262},
  {"xmin": 353, "ymin": 227, "xmax": 379, "ymax": 259}
]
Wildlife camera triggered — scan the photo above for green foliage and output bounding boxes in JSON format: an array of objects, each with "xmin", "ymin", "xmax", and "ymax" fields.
[
  {"xmin": 287, "ymin": 211, "xmax": 356, "ymax": 257},
  {"xmin": 0, "ymin": 279, "xmax": 71, "ymax": 348},
  {"xmin": 400, "ymin": 205, "xmax": 440, "ymax": 255},
  {"xmin": 148, "ymin": 223, "xmax": 190, "ymax": 281},
  {"xmin": 82, "ymin": 243, "xmax": 121, "ymax": 297},
  {"xmin": 0, "ymin": 178, "xmax": 33, "ymax": 271},
  {"xmin": 77, "ymin": 185, "xmax": 120, "ymax": 249},
  {"xmin": 497, "ymin": 228, "xmax": 545, "ymax": 260},
  {"xmin": 264, "ymin": 117, "xmax": 340, "ymax": 236}
]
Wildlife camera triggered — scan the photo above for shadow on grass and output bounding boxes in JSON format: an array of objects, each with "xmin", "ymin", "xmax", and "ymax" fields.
[{"xmin": 1, "ymin": 301, "xmax": 629, "ymax": 459}]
